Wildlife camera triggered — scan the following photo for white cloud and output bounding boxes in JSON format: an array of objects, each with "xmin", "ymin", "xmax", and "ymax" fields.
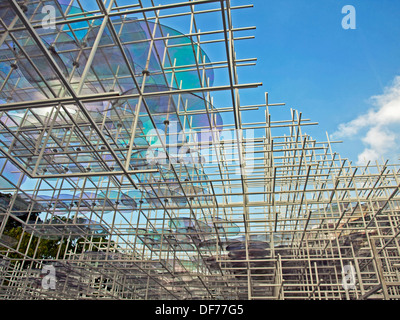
[{"xmin": 331, "ymin": 76, "xmax": 400, "ymax": 165}]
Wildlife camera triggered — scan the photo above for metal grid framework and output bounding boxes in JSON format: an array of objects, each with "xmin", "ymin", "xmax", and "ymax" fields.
[{"xmin": 0, "ymin": 0, "xmax": 399, "ymax": 300}]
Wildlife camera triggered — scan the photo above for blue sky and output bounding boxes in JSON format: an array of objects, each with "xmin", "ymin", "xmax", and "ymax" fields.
[{"xmin": 230, "ymin": 0, "xmax": 400, "ymax": 166}]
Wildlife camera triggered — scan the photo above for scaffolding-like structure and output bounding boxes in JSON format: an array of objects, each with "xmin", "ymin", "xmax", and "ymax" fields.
[{"xmin": 0, "ymin": 0, "xmax": 399, "ymax": 300}]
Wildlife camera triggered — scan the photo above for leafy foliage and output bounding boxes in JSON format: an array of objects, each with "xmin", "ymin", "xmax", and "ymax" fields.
[{"xmin": 0, "ymin": 211, "xmax": 109, "ymax": 268}]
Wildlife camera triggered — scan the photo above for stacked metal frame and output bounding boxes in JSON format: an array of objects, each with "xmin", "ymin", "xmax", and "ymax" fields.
[{"xmin": 0, "ymin": 0, "xmax": 399, "ymax": 300}]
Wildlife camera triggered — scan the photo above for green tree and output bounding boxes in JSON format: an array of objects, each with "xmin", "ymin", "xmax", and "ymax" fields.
[{"xmin": 0, "ymin": 213, "xmax": 110, "ymax": 269}]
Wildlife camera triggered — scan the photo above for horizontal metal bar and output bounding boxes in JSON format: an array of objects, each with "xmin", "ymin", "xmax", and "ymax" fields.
[{"xmin": 0, "ymin": 92, "xmax": 121, "ymax": 111}]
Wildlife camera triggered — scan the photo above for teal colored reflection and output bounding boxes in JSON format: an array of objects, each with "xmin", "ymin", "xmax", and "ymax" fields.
[
  {"xmin": 98, "ymin": 190, "xmax": 138, "ymax": 209},
  {"xmin": 200, "ymin": 217, "xmax": 240, "ymax": 236},
  {"xmin": 168, "ymin": 217, "xmax": 212, "ymax": 234},
  {"xmin": 10, "ymin": 36, "xmax": 69, "ymax": 83},
  {"xmin": 35, "ymin": 194, "xmax": 74, "ymax": 210},
  {"xmin": 115, "ymin": 84, "xmax": 223, "ymax": 140},
  {"xmin": 1, "ymin": 1, "xmax": 215, "ymax": 100},
  {"xmin": 145, "ymin": 186, "xmax": 187, "ymax": 207},
  {"xmin": 4, "ymin": 0, "xmax": 215, "ymax": 92}
]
